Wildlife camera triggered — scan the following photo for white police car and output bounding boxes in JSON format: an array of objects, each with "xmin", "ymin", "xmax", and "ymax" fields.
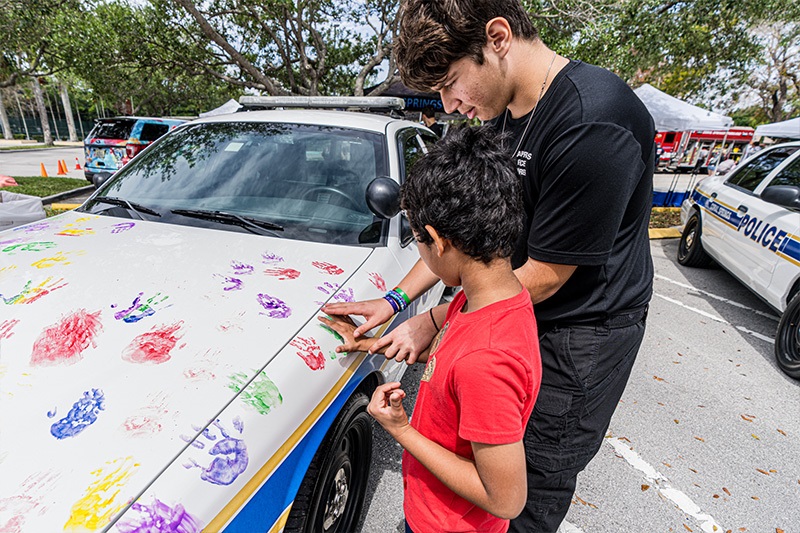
[
  {"xmin": 678, "ymin": 141, "xmax": 800, "ymax": 379},
  {"xmin": 0, "ymin": 97, "xmax": 443, "ymax": 532}
]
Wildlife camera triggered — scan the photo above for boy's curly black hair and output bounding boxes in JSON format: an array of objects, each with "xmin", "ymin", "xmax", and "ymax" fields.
[{"xmin": 400, "ymin": 126, "xmax": 524, "ymax": 264}]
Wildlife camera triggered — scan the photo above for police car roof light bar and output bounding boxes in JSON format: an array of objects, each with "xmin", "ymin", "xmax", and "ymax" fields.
[{"xmin": 238, "ymin": 96, "xmax": 406, "ymax": 111}]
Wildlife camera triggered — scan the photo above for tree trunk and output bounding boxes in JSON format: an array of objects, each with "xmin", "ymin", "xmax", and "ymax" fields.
[
  {"xmin": 0, "ymin": 92, "xmax": 13, "ymax": 140},
  {"xmin": 31, "ymin": 77, "xmax": 53, "ymax": 145},
  {"xmin": 59, "ymin": 81, "xmax": 79, "ymax": 142}
]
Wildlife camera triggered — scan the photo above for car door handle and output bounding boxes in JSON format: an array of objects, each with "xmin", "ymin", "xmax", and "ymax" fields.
[{"xmin": 738, "ymin": 205, "xmax": 748, "ymax": 213}]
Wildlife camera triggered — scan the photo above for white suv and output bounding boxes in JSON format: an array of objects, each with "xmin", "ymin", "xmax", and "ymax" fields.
[{"xmin": 678, "ymin": 141, "xmax": 800, "ymax": 379}]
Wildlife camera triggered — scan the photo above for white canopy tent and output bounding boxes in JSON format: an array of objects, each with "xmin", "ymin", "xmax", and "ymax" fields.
[
  {"xmin": 199, "ymin": 99, "xmax": 242, "ymax": 118},
  {"xmin": 633, "ymin": 84, "xmax": 734, "ymax": 207},
  {"xmin": 633, "ymin": 83, "xmax": 733, "ymax": 131},
  {"xmin": 754, "ymin": 117, "xmax": 800, "ymax": 140}
]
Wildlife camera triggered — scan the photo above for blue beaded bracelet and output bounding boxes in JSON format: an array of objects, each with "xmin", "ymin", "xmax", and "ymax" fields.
[
  {"xmin": 383, "ymin": 293, "xmax": 401, "ymax": 313},
  {"xmin": 384, "ymin": 289, "xmax": 408, "ymax": 314}
]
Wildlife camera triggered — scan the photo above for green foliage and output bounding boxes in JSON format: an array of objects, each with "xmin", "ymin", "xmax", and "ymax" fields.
[{"xmin": 730, "ymin": 106, "xmax": 770, "ymax": 128}]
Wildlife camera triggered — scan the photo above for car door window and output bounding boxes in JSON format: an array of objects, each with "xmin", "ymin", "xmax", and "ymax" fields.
[
  {"xmin": 766, "ymin": 154, "xmax": 800, "ymax": 187},
  {"xmin": 398, "ymin": 128, "xmax": 427, "ymax": 182},
  {"xmin": 139, "ymin": 123, "xmax": 170, "ymax": 142},
  {"xmin": 727, "ymin": 147, "xmax": 799, "ymax": 192}
]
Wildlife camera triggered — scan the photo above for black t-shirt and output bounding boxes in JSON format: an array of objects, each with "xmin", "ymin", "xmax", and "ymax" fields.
[
  {"xmin": 428, "ymin": 122, "xmax": 445, "ymax": 138},
  {"xmin": 493, "ymin": 60, "xmax": 655, "ymax": 324}
]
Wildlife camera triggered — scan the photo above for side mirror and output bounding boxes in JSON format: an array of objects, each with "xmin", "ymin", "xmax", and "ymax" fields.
[
  {"xmin": 761, "ymin": 185, "xmax": 800, "ymax": 210},
  {"xmin": 366, "ymin": 177, "xmax": 401, "ymax": 219}
]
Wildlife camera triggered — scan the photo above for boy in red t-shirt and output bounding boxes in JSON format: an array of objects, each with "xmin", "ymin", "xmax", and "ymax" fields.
[{"xmin": 321, "ymin": 126, "xmax": 541, "ymax": 532}]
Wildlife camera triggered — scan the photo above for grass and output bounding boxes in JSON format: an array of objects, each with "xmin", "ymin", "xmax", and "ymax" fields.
[
  {"xmin": 650, "ymin": 207, "xmax": 682, "ymax": 229},
  {"xmin": 0, "ymin": 176, "xmax": 89, "ymax": 197},
  {"xmin": 0, "ymin": 144, "xmax": 67, "ymax": 151}
]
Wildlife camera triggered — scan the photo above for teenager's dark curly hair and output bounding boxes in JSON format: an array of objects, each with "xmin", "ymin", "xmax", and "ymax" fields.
[
  {"xmin": 396, "ymin": 0, "xmax": 538, "ymax": 91},
  {"xmin": 401, "ymin": 126, "xmax": 523, "ymax": 264}
]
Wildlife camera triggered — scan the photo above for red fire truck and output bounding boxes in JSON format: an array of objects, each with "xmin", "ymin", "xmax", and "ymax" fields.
[{"xmin": 655, "ymin": 127, "xmax": 755, "ymax": 173}]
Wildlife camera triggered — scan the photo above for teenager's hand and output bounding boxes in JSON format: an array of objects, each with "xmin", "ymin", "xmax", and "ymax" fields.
[
  {"xmin": 321, "ymin": 298, "xmax": 395, "ymax": 338},
  {"xmin": 367, "ymin": 382, "xmax": 410, "ymax": 438},
  {"xmin": 317, "ymin": 314, "xmax": 377, "ymax": 354},
  {"xmin": 372, "ymin": 311, "xmax": 437, "ymax": 364}
]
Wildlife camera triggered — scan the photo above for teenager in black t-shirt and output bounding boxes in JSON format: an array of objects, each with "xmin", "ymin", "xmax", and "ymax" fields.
[{"xmin": 323, "ymin": 1, "xmax": 655, "ymax": 530}]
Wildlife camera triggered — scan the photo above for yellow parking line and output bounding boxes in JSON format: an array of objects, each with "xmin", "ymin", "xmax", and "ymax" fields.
[
  {"xmin": 649, "ymin": 227, "xmax": 681, "ymax": 239},
  {"xmin": 50, "ymin": 203, "xmax": 81, "ymax": 210}
]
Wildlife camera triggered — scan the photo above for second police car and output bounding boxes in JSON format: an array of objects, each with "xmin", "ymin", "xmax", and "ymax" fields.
[{"xmin": 678, "ymin": 141, "xmax": 800, "ymax": 379}]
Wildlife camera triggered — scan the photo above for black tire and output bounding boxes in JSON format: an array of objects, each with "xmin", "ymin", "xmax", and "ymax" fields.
[
  {"xmin": 677, "ymin": 212, "xmax": 714, "ymax": 268},
  {"xmin": 285, "ymin": 392, "xmax": 373, "ymax": 533},
  {"xmin": 775, "ymin": 293, "xmax": 800, "ymax": 379}
]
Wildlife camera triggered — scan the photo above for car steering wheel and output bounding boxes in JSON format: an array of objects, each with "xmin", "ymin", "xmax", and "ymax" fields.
[{"xmin": 301, "ymin": 186, "xmax": 362, "ymax": 211}]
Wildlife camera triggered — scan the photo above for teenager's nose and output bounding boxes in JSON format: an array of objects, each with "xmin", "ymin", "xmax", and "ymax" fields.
[{"xmin": 439, "ymin": 90, "xmax": 460, "ymax": 115}]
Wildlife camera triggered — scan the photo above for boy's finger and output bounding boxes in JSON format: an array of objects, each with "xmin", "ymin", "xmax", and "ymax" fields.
[{"xmin": 370, "ymin": 333, "xmax": 395, "ymax": 355}]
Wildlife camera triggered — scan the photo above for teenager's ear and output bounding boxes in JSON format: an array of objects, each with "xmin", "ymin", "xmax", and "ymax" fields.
[
  {"xmin": 485, "ymin": 17, "xmax": 512, "ymax": 57},
  {"xmin": 426, "ymin": 225, "xmax": 447, "ymax": 257}
]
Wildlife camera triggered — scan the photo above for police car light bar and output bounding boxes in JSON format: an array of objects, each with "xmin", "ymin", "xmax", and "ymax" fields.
[{"xmin": 239, "ymin": 96, "xmax": 405, "ymax": 110}]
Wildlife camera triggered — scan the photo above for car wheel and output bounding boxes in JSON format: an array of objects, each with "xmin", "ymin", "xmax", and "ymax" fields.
[
  {"xmin": 775, "ymin": 293, "xmax": 800, "ymax": 379},
  {"xmin": 285, "ymin": 392, "xmax": 373, "ymax": 533},
  {"xmin": 677, "ymin": 212, "xmax": 714, "ymax": 267}
]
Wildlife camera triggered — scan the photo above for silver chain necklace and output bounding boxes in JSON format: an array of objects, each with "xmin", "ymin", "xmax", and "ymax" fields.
[{"xmin": 502, "ymin": 50, "xmax": 558, "ymax": 156}]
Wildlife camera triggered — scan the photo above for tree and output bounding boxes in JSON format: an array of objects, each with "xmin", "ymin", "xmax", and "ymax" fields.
[
  {"xmin": 162, "ymin": 0, "xmax": 398, "ymax": 96},
  {"xmin": 524, "ymin": 0, "xmax": 761, "ymax": 102}
]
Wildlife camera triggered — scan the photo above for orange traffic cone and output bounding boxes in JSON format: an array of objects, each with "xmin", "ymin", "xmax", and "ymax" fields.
[
  {"xmin": 57, "ymin": 160, "xmax": 67, "ymax": 175},
  {"xmin": 75, "ymin": 157, "xmax": 82, "ymax": 170},
  {"xmin": 40, "ymin": 163, "xmax": 48, "ymax": 177}
]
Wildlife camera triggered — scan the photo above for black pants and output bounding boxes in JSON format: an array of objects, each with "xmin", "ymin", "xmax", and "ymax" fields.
[{"xmin": 509, "ymin": 308, "xmax": 647, "ymax": 533}]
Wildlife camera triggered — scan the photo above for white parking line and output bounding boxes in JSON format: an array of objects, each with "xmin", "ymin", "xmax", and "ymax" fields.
[
  {"xmin": 654, "ymin": 274, "xmax": 780, "ymax": 322},
  {"xmin": 607, "ymin": 437, "xmax": 724, "ymax": 533},
  {"xmin": 557, "ymin": 520, "xmax": 585, "ymax": 533},
  {"xmin": 655, "ymin": 293, "xmax": 775, "ymax": 345}
]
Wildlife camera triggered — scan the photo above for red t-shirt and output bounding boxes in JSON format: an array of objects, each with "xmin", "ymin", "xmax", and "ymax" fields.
[{"xmin": 403, "ymin": 288, "xmax": 541, "ymax": 533}]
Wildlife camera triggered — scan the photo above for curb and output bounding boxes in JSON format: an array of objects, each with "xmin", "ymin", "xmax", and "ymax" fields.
[
  {"xmin": 649, "ymin": 226, "xmax": 682, "ymax": 239},
  {"xmin": 41, "ymin": 185, "xmax": 95, "ymax": 205},
  {"xmin": 50, "ymin": 203, "xmax": 82, "ymax": 211}
]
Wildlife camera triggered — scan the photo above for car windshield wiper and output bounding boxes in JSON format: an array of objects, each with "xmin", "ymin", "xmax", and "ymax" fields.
[
  {"xmin": 92, "ymin": 196, "xmax": 162, "ymax": 218},
  {"xmin": 171, "ymin": 208, "xmax": 284, "ymax": 236}
]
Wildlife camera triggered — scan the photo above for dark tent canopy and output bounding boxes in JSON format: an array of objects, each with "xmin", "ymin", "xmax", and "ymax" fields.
[{"xmin": 366, "ymin": 81, "xmax": 443, "ymax": 112}]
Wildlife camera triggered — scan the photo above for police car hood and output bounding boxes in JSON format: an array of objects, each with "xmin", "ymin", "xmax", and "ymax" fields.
[{"xmin": 0, "ymin": 211, "xmax": 372, "ymax": 529}]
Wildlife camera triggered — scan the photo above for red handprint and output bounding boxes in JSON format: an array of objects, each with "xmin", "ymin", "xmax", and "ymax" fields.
[
  {"xmin": 290, "ymin": 337, "xmax": 326, "ymax": 371},
  {"xmin": 312, "ymin": 261, "xmax": 344, "ymax": 275},
  {"xmin": 264, "ymin": 267, "xmax": 301, "ymax": 280},
  {"xmin": 368, "ymin": 272, "xmax": 387, "ymax": 291}
]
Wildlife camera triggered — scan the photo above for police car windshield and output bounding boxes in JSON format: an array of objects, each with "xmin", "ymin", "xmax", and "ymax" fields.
[
  {"xmin": 727, "ymin": 147, "xmax": 800, "ymax": 193},
  {"xmin": 87, "ymin": 121, "xmax": 389, "ymax": 246}
]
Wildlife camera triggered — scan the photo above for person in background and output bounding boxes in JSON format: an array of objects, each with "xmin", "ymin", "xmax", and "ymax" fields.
[
  {"xmin": 743, "ymin": 140, "xmax": 762, "ymax": 160},
  {"xmin": 324, "ymin": 0, "xmax": 654, "ymax": 530},
  {"xmin": 714, "ymin": 154, "xmax": 737, "ymax": 176},
  {"xmin": 421, "ymin": 106, "xmax": 445, "ymax": 137},
  {"xmin": 322, "ymin": 126, "xmax": 541, "ymax": 533}
]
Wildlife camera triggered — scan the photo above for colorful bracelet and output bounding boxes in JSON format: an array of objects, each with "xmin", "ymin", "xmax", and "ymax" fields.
[
  {"xmin": 383, "ymin": 288, "xmax": 409, "ymax": 314},
  {"xmin": 393, "ymin": 286, "xmax": 411, "ymax": 306},
  {"xmin": 383, "ymin": 293, "xmax": 401, "ymax": 313}
]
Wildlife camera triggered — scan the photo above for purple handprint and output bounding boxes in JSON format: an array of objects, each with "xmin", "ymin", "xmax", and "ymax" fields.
[
  {"xmin": 183, "ymin": 418, "xmax": 248, "ymax": 486},
  {"xmin": 257, "ymin": 293, "xmax": 292, "ymax": 318}
]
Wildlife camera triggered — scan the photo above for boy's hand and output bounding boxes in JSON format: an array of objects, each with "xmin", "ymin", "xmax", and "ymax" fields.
[
  {"xmin": 317, "ymin": 314, "xmax": 377, "ymax": 354},
  {"xmin": 370, "ymin": 311, "xmax": 436, "ymax": 364},
  {"xmin": 321, "ymin": 298, "xmax": 394, "ymax": 338},
  {"xmin": 367, "ymin": 382, "xmax": 411, "ymax": 438}
]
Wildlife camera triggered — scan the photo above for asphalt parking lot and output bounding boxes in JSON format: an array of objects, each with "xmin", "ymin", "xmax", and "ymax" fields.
[{"xmin": 359, "ymin": 238, "xmax": 800, "ymax": 533}]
